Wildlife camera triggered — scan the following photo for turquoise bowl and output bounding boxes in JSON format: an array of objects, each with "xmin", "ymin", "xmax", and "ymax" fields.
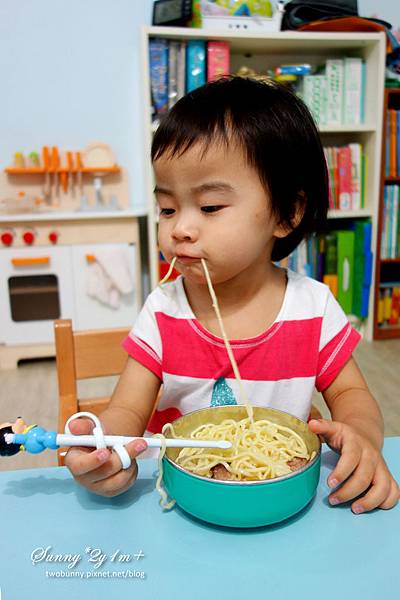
[{"xmin": 162, "ymin": 406, "xmax": 321, "ymax": 528}]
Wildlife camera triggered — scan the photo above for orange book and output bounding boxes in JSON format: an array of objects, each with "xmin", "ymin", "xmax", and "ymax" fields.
[
  {"xmin": 390, "ymin": 110, "xmax": 397, "ymax": 178},
  {"xmin": 323, "ymin": 274, "xmax": 338, "ymax": 298}
]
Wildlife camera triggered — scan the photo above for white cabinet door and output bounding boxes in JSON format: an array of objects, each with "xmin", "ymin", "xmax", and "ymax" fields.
[
  {"xmin": 71, "ymin": 244, "xmax": 138, "ymax": 330},
  {"xmin": 0, "ymin": 246, "xmax": 75, "ymax": 344}
]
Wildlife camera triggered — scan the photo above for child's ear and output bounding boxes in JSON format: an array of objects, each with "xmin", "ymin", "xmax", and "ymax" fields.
[{"xmin": 273, "ymin": 191, "xmax": 306, "ymax": 238}]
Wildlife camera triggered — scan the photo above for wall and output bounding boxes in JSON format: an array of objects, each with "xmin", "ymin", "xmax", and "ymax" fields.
[{"xmin": 0, "ymin": 0, "xmax": 154, "ymax": 209}]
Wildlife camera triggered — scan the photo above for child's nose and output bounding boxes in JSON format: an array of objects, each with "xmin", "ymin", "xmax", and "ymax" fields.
[{"xmin": 171, "ymin": 217, "xmax": 198, "ymax": 242}]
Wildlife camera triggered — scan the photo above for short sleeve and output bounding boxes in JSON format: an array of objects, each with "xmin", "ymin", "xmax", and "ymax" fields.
[
  {"xmin": 315, "ymin": 290, "xmax": 361, "ymax": 392},
  {"xmin": 122, "ymin": 294, "xmax": 163, "ymax": 380}
]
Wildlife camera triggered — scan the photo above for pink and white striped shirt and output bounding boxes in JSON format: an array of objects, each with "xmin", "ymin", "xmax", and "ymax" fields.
[{"xmin": 123, "ymin": 270, "xmax": 360, "ymax": 433}]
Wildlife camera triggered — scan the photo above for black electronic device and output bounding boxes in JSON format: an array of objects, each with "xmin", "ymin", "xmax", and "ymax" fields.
[{"xmin": 152, "ymin": 0, "xmax": 193, "ymax": 27}]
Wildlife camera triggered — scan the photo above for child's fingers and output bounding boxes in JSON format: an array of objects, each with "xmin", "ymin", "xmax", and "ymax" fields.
[
  {"xmin": 308, "ymin": 418, "xmax": 342, "ymax": 447},
  {"xmin": 65, "ymin": 446, "xmax": 112, "ymax": 478},
  {"xmin": 67, "ymin": 418, "xmax": 96, "ymax": 436},
  {"xmin": 379, "ymin": 479, "xmax": 400, "ymax": 510},
  {"xmin": 326, "ymin": 439, "xmax": 362, "ymax": 489},
  {"xmin": 91, "ymin": 461, "xmax": 139, "ymax": 497},
  {"xmin": 328, "ymin": 459, "xmax": 375, "ymax": 505},
  {"xmin": 350, "ymin": 468, "xmax": 394, "ymax": 514}
]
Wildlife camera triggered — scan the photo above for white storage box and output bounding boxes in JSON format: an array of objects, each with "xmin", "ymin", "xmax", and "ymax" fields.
[{"xmin": 201, "ymin": 2, "xmax": 284, "ymax": 32}]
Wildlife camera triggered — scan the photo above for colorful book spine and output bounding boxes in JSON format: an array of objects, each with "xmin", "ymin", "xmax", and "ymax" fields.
[
  {"xmin": 177, "ymin": 41, "xmax": 186, "ymax": 101},
  {"xmin": 397, "ymin": 111, "xmax": 400, "ymax": 176},
  {"xmin": 390, "ymin": 110, "xmax": 397, "ymax": 177},
  {"xmin": 207, "ymin": 41, "xmax": 230, "ymax": 82},
  {"xmin": 349, "ymin": 143, "xmax": 362, "ymax": 210},
  {"xmin": 385, "ymin": 110, "xmax": 390, "ymax": 177},
  {"xmin": 343, "ymin": 58, "xmax": 364, "ymax": 125},
  {"xmin": 326, "ymin": 59, "xmax": 343, "ymax": 126},
  {"xmin": 338, "ymin": 146, "xmax": 352, "ymax": 210},
  {"xmin": 149, "ymin": 38, "xmax": 169, "ymax": 116},
  {"xmin": 168, "ymin": 41, "xmax": 179, "ymax": 109},
  {"xmin": 186, "ymin": 40, "xmax": 206, "ymax": 92},
  {"xmin": 337, "ymin": 230, "xmax": 355, "ymax": 314}
]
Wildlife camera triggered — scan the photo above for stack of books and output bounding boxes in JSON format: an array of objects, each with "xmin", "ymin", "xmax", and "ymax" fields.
[
  {"xmin": 298, "ymin": 58, "xmax": 365, "ymax": 126},
  {"xmin": 324, "ymin": 143, "xmax": 365, "ymax": 210},
  {"xmin": 149, "ymin": 39, "xmax": 230, "ymax": 118},
  {"xmin": 287, "ymin": 220, "xmax": 372, "ymax": 318}
]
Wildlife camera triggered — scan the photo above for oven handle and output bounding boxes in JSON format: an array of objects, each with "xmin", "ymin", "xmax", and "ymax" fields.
[{"xmin": 11, "ymin": 256, "xmax": 50, "ymax": 267}]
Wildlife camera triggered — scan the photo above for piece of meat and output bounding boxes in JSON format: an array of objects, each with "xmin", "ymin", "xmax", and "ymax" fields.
[
  {"xmin": 287, "ymin": 457, "xmax": 308, "ymax": 472},
  {"xmin": 211, "ymin": 463, "xmax": 235, "ymax": 480}
]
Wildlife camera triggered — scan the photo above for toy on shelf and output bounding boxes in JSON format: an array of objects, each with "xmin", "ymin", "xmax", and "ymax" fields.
[
  {"xmin": 3, "ymin": 142, "xmax": 123, "ymax": 213},
  {"xmin": 0, "ymin": 412, "xmax": 231, "ymax": 467}
]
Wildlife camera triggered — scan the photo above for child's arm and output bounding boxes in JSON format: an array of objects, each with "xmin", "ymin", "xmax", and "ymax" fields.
[
  {"xmin": 309, "ymin": 357, "xmax": 399, "ymax": 513},
  {"xmin": 65, "ymin": 357, "xmax": 161, "ymax": 497}
]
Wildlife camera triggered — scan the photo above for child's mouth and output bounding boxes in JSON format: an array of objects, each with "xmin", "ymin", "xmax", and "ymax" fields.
[{"xmin": 176, "ymin": 256, "xmax": 201, "ymax": 265}]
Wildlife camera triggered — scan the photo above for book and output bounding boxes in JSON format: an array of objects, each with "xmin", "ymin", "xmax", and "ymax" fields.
[
  {"xmin": 149, "ymin": 38, "xmax": 169, "ymax": 116},
  {"xmin": 168, "ymin": 41, "xmax": 179, "ymax": 109},
  {"xmin": 338, "ymin": 146, "xmax": 352, "ymax": 210},
  {"xmin": 349, "ymin": 143, "xmax": 362, "ymax": 210},
  {"xmin": 326, "ymin": 59, "xmax": 344, "ymax": 126},
  {"xmin": 324, "ymin": 232, "xmax": 338, "ymax": 274},
  {"xmin": 207, "ymin": 41, "xmax": 230, "ymax": 82},
  {"xmin": 186, "ymin": 40, "xmax": 206, "ymax": 92},
  {"xmin": 177, "ymin": 41, "xmax": 186, "ymax": 101},
  {"xmin": 390, "ymin": 110, "xmax": 397, "ymax": 177},
  {"xmin": 337, "ymin": 230, "xmax": 355, "ymax": 314},
  {"xmin": 343, "ymin": 58, "xmax": 364, "ymax": 125},
  {"xmin": 301, "ymin": 75, "xmax": 327, "ymax": 125}
]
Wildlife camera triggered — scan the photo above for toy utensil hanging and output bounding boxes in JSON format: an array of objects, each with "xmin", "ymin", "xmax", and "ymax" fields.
[{"xmin": 1, "ymin": 412, "xmax": 231, "ymax": 470}]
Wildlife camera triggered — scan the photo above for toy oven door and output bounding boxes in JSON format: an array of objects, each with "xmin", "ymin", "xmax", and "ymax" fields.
[{"xmin": 0, "ymin": 246, "xmax": 75, "ymax": 345}]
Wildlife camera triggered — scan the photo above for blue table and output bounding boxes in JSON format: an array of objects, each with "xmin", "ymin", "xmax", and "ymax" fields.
[{"xmin": 0, "ymin": 440, "xmax": 399, "ymax": 600}]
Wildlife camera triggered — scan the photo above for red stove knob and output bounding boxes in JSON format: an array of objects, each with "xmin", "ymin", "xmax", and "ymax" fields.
[
  {"xmin": 23, "ymin": 230, "xmax": 35, "ymax": 245},
  {"xmin": 48, "ymin": 231, "xmax": 58, "ymax": 244},
  {"xmin": 1, "ymin": 231, "xmax": 13, "ymax": 246}
]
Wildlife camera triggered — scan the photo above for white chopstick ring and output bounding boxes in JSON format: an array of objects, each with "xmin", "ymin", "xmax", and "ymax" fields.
[{"xmin": 65, "ymin": 411, "xmax": 132, "ymax": 470}]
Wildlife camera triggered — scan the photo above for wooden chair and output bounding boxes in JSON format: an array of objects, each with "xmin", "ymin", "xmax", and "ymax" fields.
[{"xmin": 54, "ymin": 319, "xmax": 130, "ymax": 465}]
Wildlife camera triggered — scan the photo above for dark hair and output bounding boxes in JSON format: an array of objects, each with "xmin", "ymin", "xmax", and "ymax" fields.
[{"xmin": 151, "ymin": 76, "xmax": 328, "ymax": 261}]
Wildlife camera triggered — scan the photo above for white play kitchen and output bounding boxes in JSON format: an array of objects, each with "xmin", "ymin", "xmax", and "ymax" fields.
[{"xmin": 0, "ymin": 142, "xmax": 145, "ymax": 369}]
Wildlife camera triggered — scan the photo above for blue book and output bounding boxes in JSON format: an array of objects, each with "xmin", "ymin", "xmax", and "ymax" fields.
[
  {"xmin": 186, "ymin": 40, "xmax": 206, "ymax": 92},
  {"xmin": 361, "ymin": 221, "xmax": 372, "ymax": 318},
  {"xmin": 149, "ymin": 39, "xmax": 169, "ymax": 115}
]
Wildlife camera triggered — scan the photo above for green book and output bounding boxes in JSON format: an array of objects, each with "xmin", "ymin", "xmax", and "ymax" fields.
[
  {"xmin": 324, "ymin": 232, "xmax": 337, "ymax": 274},
  {"xmin": 337, "ymin": 230, "xmax": 355, "ymax": 314}
]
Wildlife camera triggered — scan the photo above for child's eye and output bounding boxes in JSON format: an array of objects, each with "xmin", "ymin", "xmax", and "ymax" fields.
[
  {"xmin": 159, "ymin": 208, "xmax": 175, "ymax": 216},
  {"xmin": 201, "ymin": 205, "xmax": 224, "ymax": 213}
]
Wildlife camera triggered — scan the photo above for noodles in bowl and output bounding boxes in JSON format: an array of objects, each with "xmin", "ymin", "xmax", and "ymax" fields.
[
  {"xmin": 160, "ymin": 405, "xmax": 321, "ymax": 528},
  {"xmin": 163, "ymin": 411, "xmax": 315, "ymax": 482}
]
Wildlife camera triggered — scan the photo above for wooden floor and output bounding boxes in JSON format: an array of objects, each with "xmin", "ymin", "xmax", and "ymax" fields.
[{"xmin": 1, "ymin": 338, "xmax": 399, "ymax": 471}]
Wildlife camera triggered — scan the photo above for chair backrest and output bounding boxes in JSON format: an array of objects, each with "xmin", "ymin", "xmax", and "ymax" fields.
[{"xmin": 54, "ymin": 319, "xmax": 129, "ymax": 464}]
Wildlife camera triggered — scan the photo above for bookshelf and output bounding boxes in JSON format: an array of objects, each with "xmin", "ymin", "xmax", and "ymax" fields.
[
  {"xmin": 374, "ymin": 88, "xmax": 400, "ymax": 339},
  {"xmin": 141, "ymin": 27, "xmax": 386, "ymax": 341}
]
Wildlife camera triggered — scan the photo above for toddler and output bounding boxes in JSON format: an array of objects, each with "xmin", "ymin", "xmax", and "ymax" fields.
[{"xmin": 66, "ymin": 77, "xmax": 399, "ymax": 513}]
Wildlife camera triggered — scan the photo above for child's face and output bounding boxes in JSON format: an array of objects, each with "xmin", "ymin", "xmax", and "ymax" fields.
[{"xmin": 154, "ymin": 140, "xmax": 286, "ymax": 285}]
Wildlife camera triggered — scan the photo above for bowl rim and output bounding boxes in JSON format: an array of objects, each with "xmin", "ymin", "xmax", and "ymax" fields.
[{"xmin": 163, "ymin": 405, "xmax": 322, "ymax": 486}]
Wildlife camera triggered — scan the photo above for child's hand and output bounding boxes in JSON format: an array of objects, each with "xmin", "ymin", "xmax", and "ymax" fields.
[
  {"xmin": 308, "ymin": 418, "xmax": 399, "ymax": 514},
  {"xmin": 64, "ymin": 418, "xmax": 148, "ymax": 497}
]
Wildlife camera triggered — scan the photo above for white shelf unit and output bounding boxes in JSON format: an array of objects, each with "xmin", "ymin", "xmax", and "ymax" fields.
[{"xmin": 141, "ymin": 27, "xmax": 386, "ymax": 341}]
